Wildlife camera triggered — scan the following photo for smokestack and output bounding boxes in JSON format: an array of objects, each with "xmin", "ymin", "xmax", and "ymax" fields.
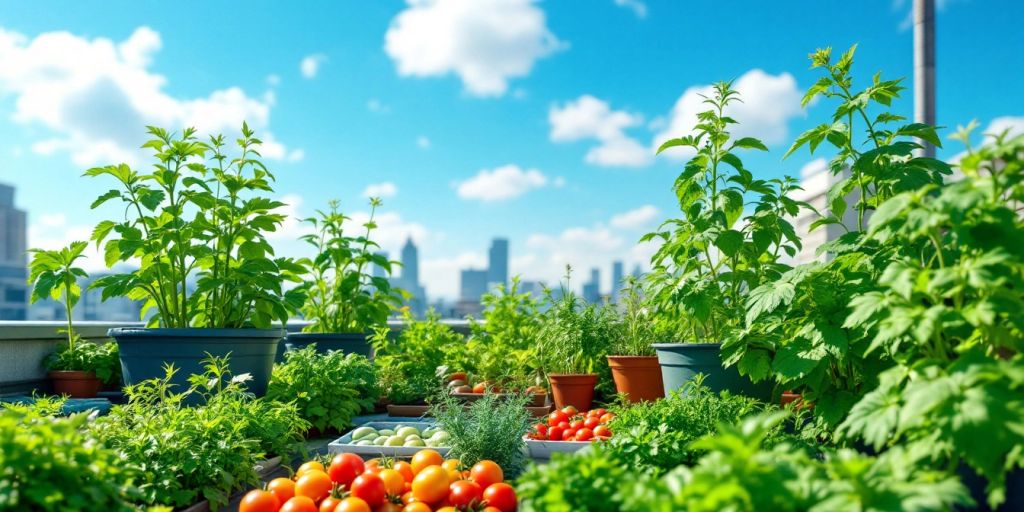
[{"xmin": 914, "ymin": 0, "xmax": 936, "ymax": 158}]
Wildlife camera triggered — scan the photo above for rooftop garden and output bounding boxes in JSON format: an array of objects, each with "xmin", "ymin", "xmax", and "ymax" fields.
[{"xmin": 2, "ymin": 45, "xmax": 1023, "ymax": 512}]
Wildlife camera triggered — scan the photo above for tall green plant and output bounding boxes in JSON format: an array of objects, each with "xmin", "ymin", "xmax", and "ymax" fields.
[
  {"xmin": 372, "ymin": 310, "xmax": 466, "ymax": 405},
  {"xmin": 644, "ymin": 82, "xmax": 805, "ymax": 344},
  {"xmin": 611, "ymin": 277, "xmax": 658, "ymax": 356},
  {"xmin": 536, "ymin": 267, "xmax": 617, "ymax": 376},
  {"xmin": 465, "ymin": 277, "xmax": 545, "ymax": 386},
  {"xmin": 87, "ymin": 124, "xmax": 305, "ymax": 328},
  {"xmin": 298, "ymin": 198, "xmax": 404, "ymax": 333}
]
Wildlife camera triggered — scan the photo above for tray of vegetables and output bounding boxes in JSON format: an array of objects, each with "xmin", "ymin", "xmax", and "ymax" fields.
[
  {"xmin": 524, "ymin": 406, "xmax": 614, "ymax": 459},
  {"xmin": 328, "ymin": 422, "xmax": 451, "ymax": 457}
]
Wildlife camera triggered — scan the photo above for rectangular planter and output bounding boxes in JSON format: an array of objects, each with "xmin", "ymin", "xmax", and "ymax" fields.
[
  {"xmin": 523, "ymin": 436, "xmax": 592, "ymax": 459},
  {"xmin": 328, "ymin": 422, "xmax": 450, "ymax": 458},
  {"xmin": 387, "ymin": 404, "xmax": 430, "ymax": 417}
]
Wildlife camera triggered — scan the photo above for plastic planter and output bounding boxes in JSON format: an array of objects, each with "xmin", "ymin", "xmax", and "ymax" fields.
[
  {"xmin": 276, "ymin": 332, "xmax": 373, "ymax": 362},
  {"xmin": 108, "ymin": 327, "xmax": 283, "ymax": 397},
  {"xmin": 653, "ymin": 343, "xmax": 770, "ymax": 401}
]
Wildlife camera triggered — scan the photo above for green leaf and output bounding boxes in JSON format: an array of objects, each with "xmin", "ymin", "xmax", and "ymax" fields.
[
  {"xmin": 745, "ymin": 282, "xmax": 794, "ymax": 326},
  {"xmin": 714, "ymin": 230, "xmax": 744, "ymax": 258}
]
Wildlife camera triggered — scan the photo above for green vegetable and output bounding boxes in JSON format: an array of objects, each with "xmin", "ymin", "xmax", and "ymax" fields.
[
  {"xmin": 372, "ymin": 310, "xmax": 465, "ymax": 405},
  {"xmin": 430, "ymin": 392, "xmax": 531, "ymax": 476},
  {"xmin": 462, "ymin": 277, "xmax": 545, "ymax": 388}
]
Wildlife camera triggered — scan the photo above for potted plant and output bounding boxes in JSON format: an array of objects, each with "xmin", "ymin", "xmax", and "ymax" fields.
[
  {"xmin": 643, "ymin": 82, "xmax": 805, "ymax": 400},
  {"xmin": 86, "ymin": 124, "xmax": 305, "ymax": 396},
  {"xmin": 282, "ymin": 197, "xmax": 404, "ymax": 360},
  {"xmin": 536, "ymin": 267, "xmax": 615, "ymax": 411},
  {"xmin": 606, "ymin": 278, "xmax": 664, "ymax": 403},
  {"xmin": 28, "ymin": 242, "xmax": 121, "ymax": 398}
]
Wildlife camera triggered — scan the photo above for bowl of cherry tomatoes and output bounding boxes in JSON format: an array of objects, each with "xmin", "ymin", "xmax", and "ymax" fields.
[{"xmin": 523, "ymin": 406, "xmax": 614, "ymax": 459}]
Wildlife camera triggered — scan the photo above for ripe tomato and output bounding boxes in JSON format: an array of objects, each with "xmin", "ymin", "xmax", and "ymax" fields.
[
  {"xmin": 239, "ymin": 490, "xmax": 280, "ymax": 512},
  {"xmin": 296, "ymin": 460, "xmax": 326, "ymax": 478},
  {"xmin": 328, "ymin": 453, "xmax": 366, "ymax": 487},
  {"xmin": 333, "ymin": 496, "xmax": 371, "ymax": 512},
  {"xmin": 469, "ymin": 460, "xmax": 503, "ymax": 489},
  {"xmin": 482, "ymin": 483, "xmax": 517, "ymax": 512},
  {"xmin": 378, "ymin": 468, "xmax": 406, "ymax": 497},
  {"xmin": 393, "ymin": 461, "xmax": 416, "ymax": 483},
  {"xmin": 376, "ymin": 503, "xmax": 403, "ymax": 512},
  {"xmin": 583, "ymin": 417, "xmax": 600, "ymax": 430},
  {"xmin": 570, "ymin": 420, "xmax": 584, "ymax": 430},
  {"xmin": 561, "ymin": 429, "xmax": 577, "ymax": 441},
  {"xmin": 593, "ymin": 425, "xmax": 612, "ymax": 438},
  {"xmin": 319, "ymin": 496, "xmax": 342, "ymax": 512},
  {"xmin": 589, "ymin": 408, "xmax": 607, "ymax": 418},
  {"xmin": 351, "ymin": 473, "xmax": 387, "ymax": 507},
  {"xmin": 449, "ymin": 480, "xmax": 483, "ymax": 508},
  {"xmin": 556, "ymin": 421, "xmax": 570, "ymax": 430},
  {"xmin": 441, "ymin": 459, "xmax": 461, "ymax": 472},
  {"xmin": 534, "ymin": 423, "xmax": 548, "ymax": 436},
  {"xmin": 483, "ymin": 508, "xmax": 503, "ymax": 512},
  {"xmin": 295, "ymin": 470, "xmax": 333, "ymax": 502},
  {"xmin": 599, "ymin": 413, "xmax": 615, "ymax": 424},
  {"xmin": 472, "ymin": 382, "xmax": 488, "ymax": 393},
  {"xmin": 412, "ymin": 466, "xmax": 450, "ymax": 503},
  {"xmin": 447, "ymin": 372, "xmax": 468, "ymax": 383},
  {"xmin": 268, "ymin": 477, "xmax": 297, "ymax": 503},
  {"xmin": 547, "ymin": 426, "xmax": 564, "ymax": 441},
  {"xmin": 560, "ymin": 405, "xmax": 578, "ymax": 416},
  {"xmin": 547, "ymin": 410, "xmax": 568, "ymax": 426},
  {"xmin": 436, "ymin": 508, "xmax": 458, "ymax": 512},
  {"xmin": 280, "ymin": 496, "xmax": 318, "ymax": 512},
  {"xmin": 400, "ymin": 491, "xmax": 415, "ymax": 505},
  {"xmin": 410, "ymin": 449, "xmax": 444, "ymax": 474},
  {"xmin": 575, "ymin": 427, "xmax": 594, "ymax": 441},
  {"xmin": 401, "ymin": 503, "xmax": 431, "ymax": 512}
]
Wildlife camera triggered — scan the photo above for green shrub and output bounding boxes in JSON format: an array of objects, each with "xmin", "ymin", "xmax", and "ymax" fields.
[
  {"xmin": 268, "ymin": 345, "xmax": 377, "ymax": 432},
  {"xmin": 430, "ymin": 392, "xmax": 532, "ymax": 476},
  {"xmin": 464, "ymin": 277, "xmax": 545, "ymax": 388},
  {"xmin": 517, "ymin": 447, "xmax": 640, "ymax": 512},
  {"xmin": 0, "ymin": 408, "xmax": 140, "ymax": 511},
  {"xmin": 372, "ymin": 310, "xmax": 465, "ymax": 405},
  {"xmin": 44, "ymin": 340, "xmax": 121, "ymax": 385}
]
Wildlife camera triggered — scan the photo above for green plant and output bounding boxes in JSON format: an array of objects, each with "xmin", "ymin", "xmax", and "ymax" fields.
[
  {"xmin": 464, "ymin": 277, "xmax": 545, "ymax": 386},
  {"xmin": 298, "ymin": 198, "xmax": 405, "ymax": 334},
  {"xmin": 372, "ymin": 310, "xmax": 466, "ymax": 405},
  {"xmin": 643, "ymin": 82, "xmax": 805, "ymax": 344},
  {"xmin": 516, "ymin": 446, "xmax": 641, "ymax": 512},
  {"xmin": 268, "ymin": 345, "xmax": 378, "ymax": 433},
  {"xmin": 0, "ymin": 408, "xmax": 141, "ymax": 511},
  {"xmin": 87, "ymin": 123, "xmax": 305, "ymax": 328},
  {"xmin": 430, "ymin": 392, "xmax": 532, "ymax": 476},
  {"xmin": 43, "ymin": 341, "xmax": 121, "ymax": 385},
  {"xmin": 610, "ymin": 277, "xmax": 658, "ymax": 356},
  {"xmin": 536, "ymin": 267, "xmax": 617, "ymax": 376}
]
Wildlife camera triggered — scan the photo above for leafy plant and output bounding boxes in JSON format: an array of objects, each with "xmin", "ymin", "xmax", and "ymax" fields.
[
  {"xmin": 86, "ymin": 124, "xmax": 305, "ymax": 328},
  {"xmin": 536, "ymin": 267, "xmax": 617, "ymax": 376},
  {"xmin": 644, "ymin": 81, "xmax": 805, "ymax": 345},
  {"xmin": 372, "ymin": 310, "xmax": 466, "ymax": 404},
  {"xmin": 610, "ymin": 277, "xmax": 659, "ymax": 356},
  {"xmin": 516, "ymin": 446, "xmax": 641, "ymax": 512},
  {"xmin": 430, "ymin": 392, "xmax": 532, "ymax": 476},
  {"xmin": 0, "ymin": 408, "xmax": 142, "ymax": 511},
  {"xmin": 298, "ymin": 198, "xmax": 405, "ymax": 334},
  {"xmin": 268, "ymin": 345, "xmax": 378, "ymax": 433},
  {"xmin": 464, "ymin": 277, "xmax": 545, "ymax": 386},
  {"xmin": 43, "ymin": 341, "xmax": 121, "ymax": 385}
]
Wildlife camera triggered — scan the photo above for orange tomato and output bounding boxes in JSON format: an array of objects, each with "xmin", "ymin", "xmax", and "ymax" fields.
[
  {"xmin": 378, "ymin": 468, "xmax": 406, "ymax": 497},
  {"xmin": 446, "ymin": 468, "xmax": 462, "ymax": 484},
  {"xmin": 411, "ymin": 466, "xmax": 449, "ymax": 504},
  {"xmin": 295, "ymin": 470, "xmax": 333, "ymax": 502},
  {"xmin": 441, "ymin": 459, "xmax": 461, "ymax": 472},
  {"xmin": 400, "ymin": 491, "xmax": 415, "ymax": 505},
  {"xmin": 401, "ymin": 503, "xmax": 431, "ymax": 512},
  {"xmin": 280, "ymin": 496, "xmax": 318, "ymax": 512},
  {"xmin": 319, "ymin": 496, "xmax": 342, "ymax": 512},
  {"xmin": 482, "ymin": 508, "xmax": 503, "ymax": 512},
  {"xmin": 333, "ymin": 496, "xmax": 371, "ymax": 512},
  {"xmin": 393, "ymin": 461, "xmax": 415, "ymax": 483},
  {"xmin": 469, "ymin": 460, "xmax": 503, "ymax": 489},
  {"xmin": 410, "ymin": 449, "xmax": 444, "ymax": 474},
  {"xmin": 376, "ymin": 503, "xmax": 403, "ymax": 512},
  {"xmin": 296, "ymin": 460, "xmax": 326, "ymax": 478},
  {"xmin": 364, "ymin": 458, "xmax": 382, "ymax": 474},
  {"xmin": 268, "ymin": 477, "xmax": 297, "ymax": 503},
  {"xmin": 239, "ymin": 490, "xmax": 281, "ymax": 512}
]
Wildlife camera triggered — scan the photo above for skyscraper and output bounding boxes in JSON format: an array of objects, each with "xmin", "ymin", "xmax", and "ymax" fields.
[
  {"xmin": 487, "ymin": 238, "xmax": 508, "ymax": 289},
  {"xmin": 611, "ymin": 260, "xmax": 624, "ymax": 303},
  {"xmin": 0, "ymin": 184, "xmax": 27, "ymax": 320},
  {"xmin": 392, "ymin": 237, "xmax": 427, "ymax": 317},
  {"xmin": 460, "ymin": 269, "xmax": 489, "ymax": 303},
  {"xmin": 400, "ymin": 237, "xmax": 419, "ymax": 286},
  {"xmin": 582, "ymin": 267, "xmax": 601, "ymax": 304}
]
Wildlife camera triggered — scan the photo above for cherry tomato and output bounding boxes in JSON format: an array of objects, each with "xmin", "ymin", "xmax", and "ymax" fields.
[
  {"xmin": 239, "ymin": 490, "xmax": 281, "ymax": 512},
  {"xmin": 328, "ymin": 453, "xmax": 365, "ymax": 487},
  {"xmin": 547, "ymin": 410, "xmax": 568, "ymax": 426},
  {"xmin": 411, "ymin": 466, "xmax": 450, "ymax": 504},
  {"xmin": 449, "ymin": 479, "xmax": 483, "ymax": 508},
  {"xmin": 351, "ymin": 473, "xmax": 387, "ymax": 507},
  {"xmin": 280, "ymin": 496, "xmax": 318, "ymax": 512},
  {"xmin": 442, "ymin": 459, "xmax": 461, "ymax": 472},
  {"xmin": 570, "ymin": 420, "xmax": 584, "ymax": 430},
  {"xmin": 583, "ymin": 417, "xmax": 600, "ymax": 430},
  {"xmin": 319, "ymin": 496, "xmax": 342, "ymax": 512},
  {"xmin": 590, "ymin": 408, "xmax": 607, "ymax": 417},
  {"xmin": 393, "ymin": 461, "xmax": 415, "ymax": 483},
  {"xmin": 547, "ymin": 426, "xmax": 564, "ymax": 441},
  {"xmin": 410, "ymin": 449, "xmax": 444, "ymax": 474},
  {"xmin": 469, "ymin": 460, "xmax": 503, "ymax": 489},
  {"xmin": 296, "ymin": 460, "xmax": 325, "ymax": 478},
  {"xmin": 378, "ymin": 468, "xmax": 406, "ymax": 497},
  {"xmin": 333, "ymin": 496, "xmax": 371, "ymax": 512},
  {"xmin": 575, "ymin": 427, "xmax": 594, "ymax": 441},
  {"xmin": 268, "ymin": 477, "xmax": 297, "ymax": 503},
  {"xmin": 599, "ymin": 413, "xmax": 615, "ymax": 424},
  {"xmin": 296, "ymin": 470, "xmax": 333, "ymax": 502},
  {"xmin": 556, "ymin": 421, "xmax": 570, "ymax": 430},
  {"xmin": 402, "ymin": 503, "xmax": 431, "ymax": 512},
  {"xmin": 534, "ymin": 423, "xmax": 548, "ymax": 436},
  {"xmin": 562, "ymin": 428, "xmax": 577, "ymax": 441},
  {"xmin": 482, "ymin": 483, "xmax": 517, "ymax": 512},
  {"xmin": 376, "ymin": 503, "xmax": 403, "ymax": 512},
  {"xmin": 560, "ymin": 405, "xmax": 578, "ymax": 416},
  {"xmin": 594, "ymin": 425, "xmax": 612, "ymax": 438}
]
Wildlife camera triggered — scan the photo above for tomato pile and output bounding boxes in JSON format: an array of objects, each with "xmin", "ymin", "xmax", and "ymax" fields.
[
  {"xmin": 239, "ymin": 449, "xmax": 517, "ymax": 512},
  {"xmin": 528, "ymin": 406, "xmax": 614, "ymax": 442}
]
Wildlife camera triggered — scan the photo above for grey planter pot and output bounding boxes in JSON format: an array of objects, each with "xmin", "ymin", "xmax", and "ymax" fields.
[
  {"xmin": 276, "ymin": 332, "xmax": 374, "ymax": 362},
  {"xmin": 108, "ymin": 327, "xmax": 284, "ymax": 397},
  {"xmin": 653, "ymin": 342, "xmax": 771, "ymax": 401}
]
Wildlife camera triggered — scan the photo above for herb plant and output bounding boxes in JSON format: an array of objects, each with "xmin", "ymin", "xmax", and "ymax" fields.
[
  {"xmin": 87, "ymin": 124, "xmax": 305, "ymax": 328},
  {"xmin": 430, "ymin": 392, "xmax": 532, "ymax": 476},
  {"xmin": 298, "ymin": 198, "xmax": 404, "ymax": 333},
  {"xmin": 610, "ymin": 277, "xmax": 658, "ymax": 356},
  {"xmin": 268, "ymin": 345, "xmax": 378, "ymax": 433},
  {"xmin": 517, "ymin": 447, "xmax": 640, "ymax": 512},
  {"xmin": 536, "ymin": 268, "xmax": 617, "ymax": 376},
  {"xmin": 644, "ymin": 82, "xmax": 805, "ymax": 344},
  {"xmin": 465, "ymin": 277, "xmax": 545, "ymax": 386},
  {"xmin": 372, "ymin": 310, "xmax": 466, "ymax": 405}
]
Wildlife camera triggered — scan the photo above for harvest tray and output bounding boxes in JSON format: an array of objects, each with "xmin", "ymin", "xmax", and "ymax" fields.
[
  {"xmin": 523, "ymin": 436, "xmax": 592, "ymax": 459},
  {"xmin": 328, "ymin": 422, "xmax": 451, "ymax": 458}
]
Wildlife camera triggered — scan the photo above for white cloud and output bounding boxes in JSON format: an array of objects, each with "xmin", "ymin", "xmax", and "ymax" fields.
[
  {"xmin": 300, "ymin": 53, "xmax": 327, "ymax": 79},
  {"xmin": 549, "ymin": 95, "xmax": 651, "ymax": 167},
  {"xmin": 422, "ymin": 252, "xmax": 487, "ymax": 299},
  {"xmin": 984, "ymin": 116, "xmax": 1024, "ymax": 141},
  {"xmin": 652, "ymin": 69, "xmax": 804, "ymax": 159},
  {"xmin": 27, "ymin": 214, "xmax": 105, "ymax": 272},
  {"xmin": 363, "ymin": 181, "xmax": 398, "ymax": 198},
  {"xmin": 614, "ymin": 0, "xmax": 648, "ymax": 18},
  {"xmin": 384, "ymin": 0, "xmax": 563, "ymax": 97},
  {"xmin": 610, "ymin": 205, "xmax": 658, "ymax": 229},
  {"xmin": 416, "ymin": 135, "xmax": 431, "ymax": 149},
  {"xmin": 0, "ymin": 26, "xmax": 299, "ymax": 167},
  {"xmin": 352, "ymin": 210, "xmax": 432, "ymax": 256},
  {"xmin": 455, "ymin": 164, "xmax": 549, "ymax": 201}
]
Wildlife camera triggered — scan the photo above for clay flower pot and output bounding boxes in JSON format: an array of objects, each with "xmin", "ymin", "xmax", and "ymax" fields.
[
  {"xmin": 607, "ymin": 355, "xmax": 665, "ymax": 403},
  {"xmin": 49, "ymin": 370, "xmax": 102, "ymax": 398},
  {"xmin": 548, "ymin": 373, "xmax": 598, "ymax": 411}
]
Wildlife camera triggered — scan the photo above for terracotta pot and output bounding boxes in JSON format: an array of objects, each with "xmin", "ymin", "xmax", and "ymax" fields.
[
  {"xmin": 780, "ymin": 391, "xmax": 813, "ymax": 410},
  {"xmin": 548, "ymin": 373, "xmax": 598, "ymax": 411},
  {"xmin": 49, "ymin": 370, "xmax": 102, "ymax": 398},
  {"xmin": 607, "ymin": 356, "xmax": 665, "ymax": 403}
]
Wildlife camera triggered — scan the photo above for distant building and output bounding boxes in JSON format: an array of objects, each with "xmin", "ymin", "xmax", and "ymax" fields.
[
  {"xmin": 391, "ymin": 238, "xmax": 427, "ymax": 317},
  {"xmin": 582, "ymin": 267, "xmax": 601, "ymax": 304},
  {"xmin": 460, "ymin": 269, "xmax": 488, "ymax": 303},
  {"xmin": 0, "ymin": 184, "xmax": 27, "ymax": 320},
  {"xmin": 487, "ymin": 238, "xmax": 509, "ymax": 290},
  {"xmin": 400, "ymin": 238, "xmax": 419, "ymax": 287},
  {"xmin": 78, "ymin": 273, "xmax": 144, "ymax": 322},
  {"xmin": 611, "ymin": 261, "xmax": 624, "ymax": 303},
  {"xmin": 790, "ymin": 164, "xmax": 860, "ymax": 265}
]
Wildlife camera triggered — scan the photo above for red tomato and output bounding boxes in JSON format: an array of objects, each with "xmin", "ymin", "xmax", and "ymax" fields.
[
  {"xmin": 583, "ymin": 417, "xmax": 600, "ymax": 430},
  {"xmin": 482, "ymin": 483, "xmax": 517, "ymax": 512},
  {"xmin": 393, "ymin": 461, "xmax": 416, "ymax": 483},
  {"xmin": 239, "ymin": 490, "xmax": 281, "ymax": 512},
  {"xmin": 329, "ymin": 453, "xmax": 366, "ymax": 487},
  {"xmin": 534, "ymin": 423, "xmax": 548, "ymax": 436},
  {"xmin": 575, "ymin": 428, "xmax": 594, "ymax": 441},
  {"xmin": 333, "ymin": 497, "xmax": 371, "ymax": 512},
  {"xmin": 593, "ymin": 425, "xmax": 612, "ymax": 438},
  {"xmin": 280, "ymin": 496, "xmax": 318, "ymax": 512},
  {"xmin": 351, "ymin": 473, "xmax": 387, "ymax": 507},
  {"xmin": 472, "ymin": 382, "xmax": 488, "ymax": 393},
  {"xmin": 561, "ymin": 428, "xmax": 576, "ymax": 441},
  {"xmin": 560, "ymin": 405, "xmax": 578, "ymax": 416},
  {"xmin": 547, "ymin": 410, "xmax": 568, "ymax": 426},
  {"xmin": 570, "ymin": 420, "xmax": 584, "ymax": 430},
  {"xmin": 599, "ymin": 413, "xmax": 615, "ymax": 424},
  {"xmin": 547, "ymin": 426, "xmax": 564, "ymax": 441},
  {"xmin": 469, "ymin": 460, "xmax": 504, "ymax": 489},
  {"xmin": 589, "ymin": 408, "xmax": 607, "ymax": 418},
  {"xmin": 449, "ymin": 480, "xmax": 483, "ymax": 508}
]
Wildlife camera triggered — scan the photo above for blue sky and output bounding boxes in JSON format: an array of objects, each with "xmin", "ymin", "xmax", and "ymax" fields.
[{"xmin": 0, "ymin": 0, "xmax": 1021, "ymax": 300}]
